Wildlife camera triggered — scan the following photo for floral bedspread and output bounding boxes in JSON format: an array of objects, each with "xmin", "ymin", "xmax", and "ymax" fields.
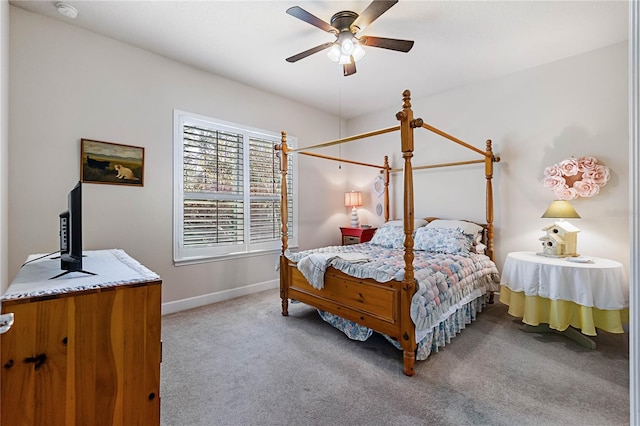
[{"xmin": 284, "ymin": 243, "xmax": 500, "ymax": 338}]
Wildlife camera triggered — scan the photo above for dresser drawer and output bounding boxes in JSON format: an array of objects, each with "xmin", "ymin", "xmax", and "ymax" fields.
[{"xmin": 343, "ymin": 235, "xmax": 361, "ymax": 245}]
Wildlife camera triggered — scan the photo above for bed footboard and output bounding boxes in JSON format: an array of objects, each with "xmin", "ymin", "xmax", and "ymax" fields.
[{"xmin": 280, "ymin": 255, "xmax": 415, "ymax": 376}]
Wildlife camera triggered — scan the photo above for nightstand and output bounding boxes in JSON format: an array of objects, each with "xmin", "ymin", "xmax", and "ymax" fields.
[
  {"xmin": 499, "ymin": 251, "xmax": 629, "ymax": 348},
  {"xmin": 340, "ymin": 227, "xmax": 377, "ymax": 245}
]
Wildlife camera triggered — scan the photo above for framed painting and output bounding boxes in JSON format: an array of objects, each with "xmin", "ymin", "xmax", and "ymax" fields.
[{"xmin": 81, "ymin": 139, "xmax": 144, "ymax": 186}]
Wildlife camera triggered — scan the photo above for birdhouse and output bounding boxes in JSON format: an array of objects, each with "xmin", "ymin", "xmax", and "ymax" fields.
[{"xmin": 539, "ymin": 221, "xmax": 580, "ymax": 257}]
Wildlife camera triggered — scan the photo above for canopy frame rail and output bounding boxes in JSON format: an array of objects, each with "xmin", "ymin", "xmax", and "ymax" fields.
[
  {"xmin": 389, "ymin": 158, "xmax": 484, "ymax": 173},
  {"xmin": 419, "ymin": 120, "xmax": 488, "ymax": 157},
  {"xmin": 286, "ymin": 125, "xmax": 400, "ymax": 153},
  {"xmin": 297, "ymin": 150, "xmax": 385, "ymax": 170}
]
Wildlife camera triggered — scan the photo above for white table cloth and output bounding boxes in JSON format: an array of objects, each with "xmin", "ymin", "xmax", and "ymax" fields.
[
  {"xmin": 2, "ymin": 249, "xmax": 160, "ymax": 301},
  {"xmin": 500, "ymin": 251, "xmax": 628, "ymax": 310}
]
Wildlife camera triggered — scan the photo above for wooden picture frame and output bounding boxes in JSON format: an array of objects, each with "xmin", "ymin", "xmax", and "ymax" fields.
[{"xmin": 81, "ymin": 139, "xmax": 144, "ymax": 186}]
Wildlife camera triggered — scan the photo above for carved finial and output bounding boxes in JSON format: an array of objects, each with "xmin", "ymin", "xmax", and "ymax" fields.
[
  {"xmin": 275, "ymin": 131, "xmax": 288, "ymax": 152},
  {"xmin": 486, "ymin": 140, "xmax": 500, "ymax": 162},
  {"xmin": 402, "ymin": 89, "xmax": 411, "ymax": 109}
]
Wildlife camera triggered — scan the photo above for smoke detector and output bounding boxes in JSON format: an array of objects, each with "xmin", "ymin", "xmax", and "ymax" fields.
[{"xmin": 56, "ymin": 2, "xmax": 78, "ymax": 19}]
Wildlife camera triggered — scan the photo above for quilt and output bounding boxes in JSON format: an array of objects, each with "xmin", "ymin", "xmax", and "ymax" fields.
[{"xmin": 284, "ymin": 242, "xmax": 500, "ymax": 359}]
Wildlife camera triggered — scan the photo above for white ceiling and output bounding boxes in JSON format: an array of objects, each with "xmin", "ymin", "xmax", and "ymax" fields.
[{"xmin": 10, "ymin": 0, "xmax": 629, "ymax": 119}]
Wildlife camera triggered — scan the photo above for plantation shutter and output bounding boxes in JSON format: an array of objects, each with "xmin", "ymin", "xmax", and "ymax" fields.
[
  {"xmin": 182, "ymin": 125, "xmax": 244, "ymax": 247},
  {"xmin": 174, "ymin": 110, "xmax": 297, "ymax": 263},
  {"xmin": 249, "ymin": 138, "xmax": 293, "ymax": 243}
]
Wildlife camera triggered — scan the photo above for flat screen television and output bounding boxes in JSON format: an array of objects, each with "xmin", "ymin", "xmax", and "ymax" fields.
[{"xmin": 51, "ymin": 181, "xmax": 95, "ymax": 279}]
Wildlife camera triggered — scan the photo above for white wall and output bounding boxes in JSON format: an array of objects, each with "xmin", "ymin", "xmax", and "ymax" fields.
[
  {"xmin": 7, "ymin": 7, "xmax": 347, "ymax": 308},
  {"xmin": 344, "ymin": 42, "xmax": 629, "ymax": 274},
  {"xmin": 0, "ymin": 0, "xmax": 8, "ymax": 294}
]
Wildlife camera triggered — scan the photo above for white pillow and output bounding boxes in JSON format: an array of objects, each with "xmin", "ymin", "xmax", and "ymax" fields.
[{"xmin": 426, "ymin": 219, "xmax": 483, "ymax": 238}]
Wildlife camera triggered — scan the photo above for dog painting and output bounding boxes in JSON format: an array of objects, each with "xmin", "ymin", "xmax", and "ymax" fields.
[{"xmin": 81, "ymin": 139, "xmax": 144, "ymax": 186}]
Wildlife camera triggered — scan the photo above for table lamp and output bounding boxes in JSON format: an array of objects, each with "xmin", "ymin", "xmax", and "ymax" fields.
[
  {"xmin": 344, "ymin": 191, "xmax": 362, "ymax": 228},
  {"xmin": 538, "ymin": 200, "xmax": 581, "ymax": 257}
]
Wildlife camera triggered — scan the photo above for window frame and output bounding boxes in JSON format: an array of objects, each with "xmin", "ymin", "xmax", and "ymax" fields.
[{"xmin": 173, "ymin": 110, "xmax": 297, "ymax": 265}]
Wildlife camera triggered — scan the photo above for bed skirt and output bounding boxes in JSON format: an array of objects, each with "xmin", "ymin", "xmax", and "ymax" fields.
[{"xmin": 318, "ymin": 293, "xmax": 488, "ymax": 361}]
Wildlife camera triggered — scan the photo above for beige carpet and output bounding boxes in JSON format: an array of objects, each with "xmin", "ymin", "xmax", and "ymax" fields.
[{"xmin": 160, "ymin": 289, "xmax": 629, "ymax": 425}]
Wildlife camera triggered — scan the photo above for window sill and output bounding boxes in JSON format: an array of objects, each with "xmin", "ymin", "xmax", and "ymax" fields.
[{"xmin": 173, "ymin": 247, "xmax": 297, "ymax": 267}]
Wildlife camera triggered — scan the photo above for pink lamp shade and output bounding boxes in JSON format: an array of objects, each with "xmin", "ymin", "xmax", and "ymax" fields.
[
  {"xmin": 344, "ymin": 191, "xmax": 362, "ymax": 227},
  {"xmin": 344, "ymin": 191, "xmax": 362, "ymax": 207}
]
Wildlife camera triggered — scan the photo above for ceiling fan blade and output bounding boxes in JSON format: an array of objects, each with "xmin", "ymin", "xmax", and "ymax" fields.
[
  {"xmin": 286, "ymin": 42, "xmax": 335, "ymax": 63},
  {"xmin": 360, "ymin": 36, "xmax": 414, "ymax": 52},
  {"xmin": 343, "ymin": 60, "xmax": 356, "ymax": 77},
  {"xmin": 286, "ymin": 6, "xmax": 337, "ymax": 33},
  {"xmin": 351, "ymin": 0, "xmax": 398, "ymax": 33}
]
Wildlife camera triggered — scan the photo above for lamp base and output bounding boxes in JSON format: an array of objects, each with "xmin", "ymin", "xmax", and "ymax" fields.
[{"xmin": 350, "ymin": 207, "xmax": 359, "ymax": 228}]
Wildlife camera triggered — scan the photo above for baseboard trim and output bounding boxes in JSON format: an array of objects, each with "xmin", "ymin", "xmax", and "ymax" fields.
[{"xmin": 161, "ymin": 279, "xmax": 279, "ymax": 315}]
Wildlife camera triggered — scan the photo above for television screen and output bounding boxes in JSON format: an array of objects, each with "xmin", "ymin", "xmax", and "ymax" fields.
[{"xmin": 51, "ymin": 181, "xmax": 95, "ymax": 279}]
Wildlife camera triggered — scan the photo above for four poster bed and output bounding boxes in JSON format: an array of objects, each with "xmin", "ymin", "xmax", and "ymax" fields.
[{"xmin": 275, "ymin": 90, "xmax": 501, "ymax": 376}]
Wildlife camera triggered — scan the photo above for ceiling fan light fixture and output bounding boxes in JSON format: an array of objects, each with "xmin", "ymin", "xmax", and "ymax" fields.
[
  {"xmin": 352, "ymin": 42, "xmax": 365, "ymax": 62},
  {"xmin": 341, "ymin": 37, "xmax": 355, "ymax": 55},
  {"xmin": 327, "ymin": 44, "xmax": 341, "ymax": 62}
]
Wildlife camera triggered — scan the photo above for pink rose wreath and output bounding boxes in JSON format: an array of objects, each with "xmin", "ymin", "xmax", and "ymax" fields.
[{"xmin": 543, "ymin": 156, "xmax": 610, "ymax": 200}]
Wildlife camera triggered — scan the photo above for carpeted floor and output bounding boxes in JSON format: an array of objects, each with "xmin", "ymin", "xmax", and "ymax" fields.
[{"xmin": 160, "ymin": 289, "xmax": 629, "ymax": 426}]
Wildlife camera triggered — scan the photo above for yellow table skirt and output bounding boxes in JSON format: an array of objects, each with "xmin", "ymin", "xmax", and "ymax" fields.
[{"xmin": 500, "ymin": 286, "xmax": 629, "ymax": 336}]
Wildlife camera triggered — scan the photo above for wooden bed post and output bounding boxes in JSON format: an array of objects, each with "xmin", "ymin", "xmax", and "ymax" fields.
[
  {"xmin": 484, "ymin": 139, "xmax": 500, "ymax": 304},
  {"xmin": 396, "ymin": 90, "xmax": 417, "ymax": 376},
  {"xmin": 276, "ymin": 131, "xmax": 289, "ymax": 316},
  {"xmin": 484, "ymin": 139, "xmax": 500, "ymax": 262},
  {"xmin": 383, "ymin": 156, "xmax": 390, "ymax": 222}
]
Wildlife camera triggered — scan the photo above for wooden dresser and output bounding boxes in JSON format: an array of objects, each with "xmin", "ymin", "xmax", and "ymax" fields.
[{"xmin": 1, "ymin": 249, "xmax": 162, "ymax": 426}]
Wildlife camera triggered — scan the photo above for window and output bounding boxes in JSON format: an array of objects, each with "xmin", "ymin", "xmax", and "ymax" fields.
[{"xmin": 173, "ymin": 110, "xmax": 296, "ymax": 263}]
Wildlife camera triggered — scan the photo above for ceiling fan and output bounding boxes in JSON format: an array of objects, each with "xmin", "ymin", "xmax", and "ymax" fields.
[{"xmin": 285, "ymin": 0, "xmax": 414, "ymax": 76}]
